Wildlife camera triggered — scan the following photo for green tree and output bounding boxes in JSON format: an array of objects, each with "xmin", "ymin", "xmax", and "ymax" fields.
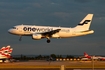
[{"xmin": 50, "ymin": 54, "xmax": 56, "ymax": 58}]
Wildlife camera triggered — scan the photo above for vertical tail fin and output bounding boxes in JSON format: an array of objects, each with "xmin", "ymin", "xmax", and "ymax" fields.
[
  {"xmin": 75, "ymin": 14, "xmax": 93, "ymax": 31},
  {"xmin": 84, "ymin": 52, "xmax": 91, "ymax": 58},
  {"xmin": 84, "ymin": 52, "xmax": 89, "ymax": 57},
  {"xmin": 0, "ymin": 45, "xmax": 13, "ymax": 58}
]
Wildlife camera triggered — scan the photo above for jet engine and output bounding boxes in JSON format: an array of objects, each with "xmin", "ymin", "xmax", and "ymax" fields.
[{"xmin": 32, "ymin": 34, "xmax": 42, "ymax": 40}]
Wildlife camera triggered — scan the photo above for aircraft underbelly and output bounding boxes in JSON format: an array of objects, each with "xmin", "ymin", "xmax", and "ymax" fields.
[{"xmin": 58, "ymin": 32, "xmax": 72, "ymax": 38}]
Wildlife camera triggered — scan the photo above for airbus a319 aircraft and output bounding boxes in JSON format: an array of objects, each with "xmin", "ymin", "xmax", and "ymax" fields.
[{"xmin": 8, "ymin": 14, "xmax": 94, "ymax": 43}]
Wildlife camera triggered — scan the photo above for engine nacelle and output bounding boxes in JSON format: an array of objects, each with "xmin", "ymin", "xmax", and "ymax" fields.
[{"xmin": 32, "ymin": 34, "xmax": 42, "ymax": 40}]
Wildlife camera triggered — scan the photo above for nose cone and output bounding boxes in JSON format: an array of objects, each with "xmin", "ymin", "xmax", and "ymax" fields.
[
  {"xmin": 8, "ymin": 29, "xmax": 12, "ymax": 33},
  {"xmin": 8, "ymin": 29, "xmax": 15, "ymax": 34}
]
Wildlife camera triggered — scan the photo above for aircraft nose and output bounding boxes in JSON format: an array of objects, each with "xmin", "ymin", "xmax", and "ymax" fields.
[{"xmin": 8, "ymin": 29, "xmax": 13, "ymax": 33}]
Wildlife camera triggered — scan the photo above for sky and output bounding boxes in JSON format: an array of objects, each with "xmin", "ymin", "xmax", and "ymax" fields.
[{"xmin": 0, "ymin": 0, "xmax": 105, "ymax": 55}]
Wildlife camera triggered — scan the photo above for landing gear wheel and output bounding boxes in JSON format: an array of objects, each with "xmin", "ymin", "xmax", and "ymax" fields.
[
  {"xmin": 19, "ymin": 36, "xmax": 22, "ymax": 41},
  {"xmin": 47, "ymin": 39, "xmax": 50, "ymax": 43}
]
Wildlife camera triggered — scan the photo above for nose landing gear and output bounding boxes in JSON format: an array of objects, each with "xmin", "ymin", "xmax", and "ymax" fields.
[{"xmin": 19, "ymin": 36, "xmax": 22, "ymax": 41}]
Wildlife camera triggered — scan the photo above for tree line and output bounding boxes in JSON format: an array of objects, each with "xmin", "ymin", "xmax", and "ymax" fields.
[{"xmin": 12, "ymin": 54, "xmax": 77, "ymax": 60}]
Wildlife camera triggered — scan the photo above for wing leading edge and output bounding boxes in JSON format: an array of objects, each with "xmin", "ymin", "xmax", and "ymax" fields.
[{"xmin": 41, "ymin": 29, "xmax": 61, "ymax": 37}]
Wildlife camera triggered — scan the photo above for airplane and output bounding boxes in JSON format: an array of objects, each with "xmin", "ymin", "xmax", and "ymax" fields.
[
  {"xmin": 84, "ymin": 52, "xmax": 99, "ymax": 60},
  {"xmin": 98, "ymin": 57, "xmax": 105, "ymax": 61},
  {"xmin": 84, "ymin": 52, "xmax": 105, "ymax": 60},
  {"xmin": 8, "ymin": 14, "xmax": 94, "ymax": 43},
  {"xmin": 0, "ymin": 45, "xmax": 13, "ymax": 62}
]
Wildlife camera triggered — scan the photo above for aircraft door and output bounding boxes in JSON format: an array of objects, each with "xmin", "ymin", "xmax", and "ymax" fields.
[{"xmin": 18, "ymin": 26, "xmax": 23, "ymax": 33}]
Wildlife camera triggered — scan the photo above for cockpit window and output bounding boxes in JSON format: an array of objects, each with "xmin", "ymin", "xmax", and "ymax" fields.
[{"xmin": 12, "ymin": 27, "xmax": 16, "ymax": 29}]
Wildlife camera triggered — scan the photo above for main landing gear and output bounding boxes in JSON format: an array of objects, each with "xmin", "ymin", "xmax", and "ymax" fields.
[{"xmin": 47, "ymin": 38, "xmax": 51, "ymax": 43}]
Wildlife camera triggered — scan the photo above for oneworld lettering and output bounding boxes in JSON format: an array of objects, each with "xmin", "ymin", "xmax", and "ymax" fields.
[{"xmin": 23, "ymin": 27, "xmax": 53, "ymax": 32}]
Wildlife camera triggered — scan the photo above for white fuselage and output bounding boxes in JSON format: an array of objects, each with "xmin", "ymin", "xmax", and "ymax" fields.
[
  {"xmin": 0, "ymin": 55, "xmax": 8, "ymax": 59},
  {"xmin": 8, "ymin": 25, "xmax": 94, "ymax": 38}
]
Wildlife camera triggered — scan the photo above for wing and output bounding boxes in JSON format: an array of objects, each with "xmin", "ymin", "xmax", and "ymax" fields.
[{"xmin": 41, "ymin": 29, "xmax": 61, "ymax": 37}]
